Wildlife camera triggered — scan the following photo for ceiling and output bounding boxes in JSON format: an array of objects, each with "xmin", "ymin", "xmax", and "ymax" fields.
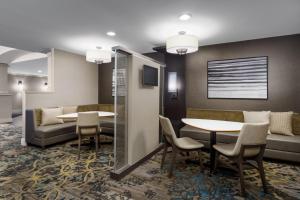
[
  {"xmin": 0, "ymin": 0, "xmax": 300, "ymax": 55},
  {"xmin": 9, "ymin": 58, "xmax": 48, "ymax": 77},
  {"xmin": 0, "ymin": 45, "xmax": 48, "ymax": 76}
]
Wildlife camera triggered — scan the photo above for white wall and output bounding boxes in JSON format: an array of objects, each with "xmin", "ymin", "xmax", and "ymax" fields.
[
  {"xmin": 127, "ymin": 55, "xmax": 160, "ymax": 165},
  {"xmin": 8, "ymin": 74, "xmax": 48, "ymax": 113},
  {"xmin": 22, "ymin": 49, "xmax": 98, "ymax": 145},
  {"xmin": 25, "ymin": 49, "xmax": 98, "ymax": 109},
  {"xmin": 0, "ymin": 63, "xmax": 9, "ymax": 92},
  {"xmin": 0, "ymin": 94, "xmax": 12, "ymax": 123}
]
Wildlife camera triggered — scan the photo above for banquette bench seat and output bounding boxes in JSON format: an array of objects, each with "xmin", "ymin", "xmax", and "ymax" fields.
[
  {"xmin": 26, "ymin": 104, "xmax": 114, "ymax": 148},
  {"xmin": 180, "ymin": 108, "xmax": 300, "ymax": 162}
]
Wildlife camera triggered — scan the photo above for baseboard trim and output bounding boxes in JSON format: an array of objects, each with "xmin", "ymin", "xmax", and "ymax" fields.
[
  {"xmin": 110, "ymin": 144, "xmax": 164, "ymax": 180},
  {"xmin": 0, "ymin": 118, "xmax": 12, "ymax": 124}
]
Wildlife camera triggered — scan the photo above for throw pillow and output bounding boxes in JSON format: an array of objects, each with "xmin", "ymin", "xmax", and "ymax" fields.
[
  {"xmin": 63, "ymin": 106, "xmax": 78, "ymax": 122},
  {"xmin": 270, "ymin": 112, "xmax": 294, "ymax": 136},
  {"xmin": 243, "ymin": 111, "xmax": 271, "ymax": 134},
  {"xmin": 41, "ymin": 107, "xmax": 64, "ymax": 126}
]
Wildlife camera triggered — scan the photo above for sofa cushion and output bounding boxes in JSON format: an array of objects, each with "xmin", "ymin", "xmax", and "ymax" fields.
[
  {"xmin": 41, "ymin": 107, "xmax": 64, "ymax": 126},
  {"xmin": 35, "ymin": 109, "xmax": 42, "ymax": 126},
  {"xmin": 36, "ymin": 122, "xmax": 76, "ymax": 138},
  {"xmin": 243, "ymin": 111, "xmax": 271, "ymax": 134},
  {"xmin": 187, "ymin": 108, "xmax": 244, "ymax": 122},
  {"xmin": 292, "ymin": 113, "xmax": 300, "ymax": 135},
  {"xmin": 270, "ymin": 112, "xmax": 294, "ymax": 136},
  {"xmin": 266, "ymin": 134, "xmax": 300, "ymax": 153},
  {"xmin": 180, "ymin": 125, "xmax": 239, "ymax": 143},
  {"xmin": 77, "ymin": 104, "xmax": 100, "ymax": 112},
  {"xmin": 63, "ymin": 106, "xmax": 78, "ymax": 122},
  {"xmin": 243, "ymin": 111, "xmax": 270, "ymax": 124}
]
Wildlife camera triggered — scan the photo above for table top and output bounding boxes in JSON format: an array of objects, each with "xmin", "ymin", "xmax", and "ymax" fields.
[
  {"xmin": 182, "ymin": 118, "xmax": 243, "ymax": 132},
  {"xmin": 57, "ymin": 111, "xmax": 115, "ymax": 119}
]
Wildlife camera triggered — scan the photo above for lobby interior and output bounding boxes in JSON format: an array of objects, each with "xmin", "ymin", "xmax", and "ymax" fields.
[{"xmin": 0, "ymin": 0, "xmax": 300, "ymax": 199}]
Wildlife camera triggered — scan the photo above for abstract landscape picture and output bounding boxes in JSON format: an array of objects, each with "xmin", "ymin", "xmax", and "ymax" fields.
[{"xmin": 208, "ymin": 56, "xmax": 268, "ymax": 99}]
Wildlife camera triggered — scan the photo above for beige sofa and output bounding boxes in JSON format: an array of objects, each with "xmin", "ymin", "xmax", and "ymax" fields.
[
  {"xmin": 26, "ymin": 104, "xmax": 114, "ymax": 148},
  {"xmin": 180, "ymin": 108, "xmax": 300, "ymax": 163}
]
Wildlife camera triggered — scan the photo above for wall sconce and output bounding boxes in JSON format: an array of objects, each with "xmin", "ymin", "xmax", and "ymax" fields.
[
  {"xmin": 168, "ymin": 72, "xmax": 178, "ymax": 99},
  {"xmin": 17, "ymin": 80, "xmax": 24, "ymax": 91}
]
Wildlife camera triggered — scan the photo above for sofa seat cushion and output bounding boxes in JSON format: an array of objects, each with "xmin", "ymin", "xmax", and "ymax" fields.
[
  {"xmin": 100, "ymin": 117, "xmax": 114, "ymax": 129},
  {"xmin": 36, "ymin": 122, "xmax": 76, "ymax": 138},
  {"xmin": 180, "ymin": 125, "xmax": 239, "ymax": 143},
  {"xmin": 266, "ymin": 134, "xmax": 300, "ymax": 153}
]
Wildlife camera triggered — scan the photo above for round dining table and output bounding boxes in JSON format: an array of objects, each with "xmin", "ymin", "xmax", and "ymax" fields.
[
  {"xmin": 56, "ymin": 111, "xmax": 115, "ymax": 120},
  {"xmin": 182, "ymin": 118, "xmax": 243, "ymax": 174}
]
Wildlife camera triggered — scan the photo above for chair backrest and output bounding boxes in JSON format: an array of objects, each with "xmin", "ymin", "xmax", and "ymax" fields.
[
  {"xmin": 77, "ymin": 112, "xmax": 99, "ymax": 130},
  {"xmin": 159, "ymin": 115, "xmax": 177, "ymax": 144},
  {"xmin": 232, "ymin": 122, "xmax": 269, "ymax": 156}
]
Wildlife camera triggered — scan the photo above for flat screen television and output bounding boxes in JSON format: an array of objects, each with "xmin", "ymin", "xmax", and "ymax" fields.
[{"xmin": 143, "ymin": 65, "xmax": 158, "ymax": 86}]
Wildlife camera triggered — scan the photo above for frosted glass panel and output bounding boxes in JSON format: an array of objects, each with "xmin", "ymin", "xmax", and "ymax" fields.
[{"xmin": 113, "ymin": 50, "xmax": 129, "ymax": 172}]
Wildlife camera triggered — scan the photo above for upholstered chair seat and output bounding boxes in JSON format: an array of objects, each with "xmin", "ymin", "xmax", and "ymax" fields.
[
  {"xmin": 175, "ymin": 137, "xmax": 204, "ymax": 150},
  {"xmin": 213, "ymin": 143, "xmax": 260, "ymax": 157}
]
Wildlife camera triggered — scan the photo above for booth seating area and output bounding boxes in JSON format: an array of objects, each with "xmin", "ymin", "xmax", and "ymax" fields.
[
  {"xmin": 25, "ymin": 104, "xmax": 114, "ymax": 148},
  {"xmin": 180, "ymin": 108, "xmax": 300, "ymax": 163}
]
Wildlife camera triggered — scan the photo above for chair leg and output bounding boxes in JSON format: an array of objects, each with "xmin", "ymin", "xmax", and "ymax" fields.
[
  {"xmin": 257, "ymin": 160, "xmax": 268, "ymax": 193},
  {"xmin": 168, "ymin": 149, "xmax": 177, "ymax": 178},
  {"xmin": 78, "ymin": 135, "xmax": 81, "ymax": 160},
  {"xmin": 214, "ymin": 151, "xmax": 219, "ymax": 172},
  {"xmin": 161, "ymin": 143, "xmax": 168, "ymax": 169},
  {"xmin": 237, "ymin": 159, "xmax": 246, "ymax": 197},
  {"xmin": 95, "ymin": 134, "xmax": 99, "ymax": 158},
  {"xmin": 198, "ymin": 151, "xmax": 204, "ymax": 172}
]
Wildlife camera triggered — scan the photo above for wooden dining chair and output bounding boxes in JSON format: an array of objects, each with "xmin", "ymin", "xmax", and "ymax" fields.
[
  {"xmin": 213, "ymin": 122, "xmax": 269, "ymax": 196},
  {"xmin": 76, "ymin": 112, "xmax": 100, "ymax": 159},
  {"xmin": 159, "ymin": 115, "xmax": 205, "ymax": 177}
]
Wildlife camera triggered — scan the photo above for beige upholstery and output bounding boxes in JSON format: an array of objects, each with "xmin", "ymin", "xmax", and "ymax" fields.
[
  {"xmin": 270, "ymin": 112, "xmax": 294, "ymax": 136},
  {"xmin": 76, "ymin": 112, "xmax": 100, "ymax": 159},
  {"xmin": 63, "ymin": 106, "xmax": 78, "ymax": 122},
  {"xmin": 41, "ymin": 107, "xmax": 64, "ymax": 126},
  {"xmin": 76, "ymin": 112, "xmax": 100, "ymax": 135},
  {"xmin": 213, "ymin": 123, "xmax": 269, "ymax": 157},
  {"xmin": 159, "ymin": 115, "xmax": 204, "ymax": 177},
  {"xmin": 159, "ymin": 116, "xmax": 204, "ymax": 150}
]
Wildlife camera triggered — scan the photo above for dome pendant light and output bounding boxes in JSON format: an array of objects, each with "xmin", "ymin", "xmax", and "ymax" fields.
[{"xmin": 166, "ymin": 31, "xmax": 198, "ymax": 55}]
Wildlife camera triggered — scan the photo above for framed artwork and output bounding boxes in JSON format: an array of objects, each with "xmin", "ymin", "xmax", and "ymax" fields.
[{"xmin": 207, "ymin": 56, "xmax": 268, "ymax": 99}]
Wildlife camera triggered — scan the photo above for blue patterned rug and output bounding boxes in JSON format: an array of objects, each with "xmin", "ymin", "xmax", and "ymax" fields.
[{"xmin": 0, "ymin": 123, "xmax": 299, "ymax": 199}]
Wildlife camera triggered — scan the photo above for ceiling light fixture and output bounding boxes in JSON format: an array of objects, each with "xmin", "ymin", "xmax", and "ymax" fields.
[
  {"xmin": 86, "ymin": 47, "xmax": 112, "ymax": 64},
  {"xmin": 106, "ymin": 31, "xmax": 116, "ymax": 36},
  {"xmin": 166, "ymin": 31, "xmax": 198, "ymax": 55},
  {"xmin": 179, "ymin": 13, "xmax": 192, "ymax": 21},
  {"xmin": 37, "ymin": 70, "xmax": 42, "ymax": 73}
]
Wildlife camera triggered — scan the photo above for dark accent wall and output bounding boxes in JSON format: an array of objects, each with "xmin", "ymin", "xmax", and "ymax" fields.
[
  {"xmin": 145, "ymin": 52, "xmax": 186, "ymax": 134},
  {"xmin": 186, "ymin": 34, "xmax": 300, "ymax": 112},
  {"xmin": 98, "ymin": 60, "xmax": 114, "ymax": 104}
]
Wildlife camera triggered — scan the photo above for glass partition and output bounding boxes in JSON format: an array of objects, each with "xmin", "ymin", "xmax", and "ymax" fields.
[{"xmin": 113, "ymin": 50, "xmax": 129, "ymax": 172}]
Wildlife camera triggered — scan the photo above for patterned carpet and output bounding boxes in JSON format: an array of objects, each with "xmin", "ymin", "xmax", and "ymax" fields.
[{"xmin": 0, "ymin": 123, "xmax": 300, "ymax": 200}]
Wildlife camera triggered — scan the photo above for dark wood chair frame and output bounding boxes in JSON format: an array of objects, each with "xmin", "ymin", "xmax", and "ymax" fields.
[
  {"xmin": 161, "ymin": 135, "xmax": 204, "ymax": 178},
  {"xmin": 214, "ymin": 143, "xmax": 268, "ymax": 197},
  {"xmin": 77, "ymin": 125, "xmax": 100, "ymax": 159}
]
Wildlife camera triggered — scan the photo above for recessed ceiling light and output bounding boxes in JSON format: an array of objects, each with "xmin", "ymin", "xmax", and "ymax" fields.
[
  {"xmin": 106, "ymin": 31, "xmax": 116, "ymax": 36},
  {"xmin": 179, "ymin": 13, "xmax": 192, "ymax": 21},
  {"xmin": 38, "ymin": 70, "xmax": 42, "ymax": 73}
]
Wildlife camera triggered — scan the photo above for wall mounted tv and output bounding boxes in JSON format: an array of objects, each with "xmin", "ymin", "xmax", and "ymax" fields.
[{"xmin": 143, "ymin": 65, "xmax": 158, "ymax": 86}]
